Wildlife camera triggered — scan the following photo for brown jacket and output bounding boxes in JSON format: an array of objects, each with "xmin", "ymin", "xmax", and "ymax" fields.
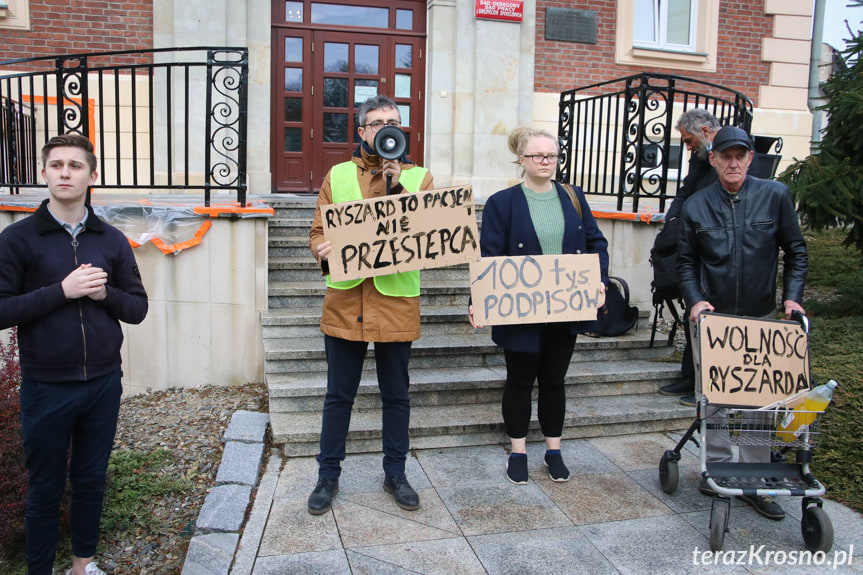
[{"xmin": 309, "ymin": 146, "xmax": 435, "ymax": 342}]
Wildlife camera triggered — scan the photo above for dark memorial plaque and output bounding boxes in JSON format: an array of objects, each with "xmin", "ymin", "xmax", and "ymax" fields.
[{"xmin": 545, "ymin": 8, "xmax": 597, "ymax": 44}]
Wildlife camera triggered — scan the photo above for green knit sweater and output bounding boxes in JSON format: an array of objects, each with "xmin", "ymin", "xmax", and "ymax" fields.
[{"xmin": 521, "ymin": 183, "xmax": 564, "ymax": 255}]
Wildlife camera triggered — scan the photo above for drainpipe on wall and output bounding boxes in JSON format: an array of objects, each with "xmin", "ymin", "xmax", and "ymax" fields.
[{"xmin": 809, "ymin": 0, "xmax": 827, "ymax": 145}]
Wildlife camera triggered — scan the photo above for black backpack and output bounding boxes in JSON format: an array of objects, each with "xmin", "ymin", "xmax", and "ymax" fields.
[
  {"xmin": 650, "ymin": 216, "xmax": 682, "ymax": 300},
  {"xmin": 582, "ymin": 276, "xmax": 639, "ymax": 337}
]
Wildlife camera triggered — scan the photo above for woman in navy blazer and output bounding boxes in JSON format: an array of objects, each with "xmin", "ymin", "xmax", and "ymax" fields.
[{"xmin": 469, "ymin": 127, "xmax": 609, "ymax": 485}]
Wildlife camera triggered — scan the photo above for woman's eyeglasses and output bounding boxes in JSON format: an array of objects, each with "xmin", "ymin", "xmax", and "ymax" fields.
[{"xmin": 522, "ymin": 154, "xmax": 560, "ymax": 164}]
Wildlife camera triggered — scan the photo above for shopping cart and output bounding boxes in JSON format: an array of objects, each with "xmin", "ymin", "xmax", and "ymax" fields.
[{"xmin": 658, "ymin": 311, "xmax": 834, "ymax": 552}]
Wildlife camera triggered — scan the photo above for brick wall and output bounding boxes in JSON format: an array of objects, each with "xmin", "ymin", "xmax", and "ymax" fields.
[
  {"xmin": 1, "ymin": 0, "xmax": 153, "ymax": 68},
  {"xmin": 536, "ymin": 0, "xmax": 772, "ymax": 106}
]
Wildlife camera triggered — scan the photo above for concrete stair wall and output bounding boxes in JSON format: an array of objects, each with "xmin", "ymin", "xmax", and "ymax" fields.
[{"xmin": 263, "ymin": 196, "xmax": 691, "ymax": 457}]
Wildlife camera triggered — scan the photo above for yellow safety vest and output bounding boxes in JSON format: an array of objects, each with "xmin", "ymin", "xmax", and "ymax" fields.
[{"xmin": 325, "ymin": 161, "xmax": 428, "ymax": 297}]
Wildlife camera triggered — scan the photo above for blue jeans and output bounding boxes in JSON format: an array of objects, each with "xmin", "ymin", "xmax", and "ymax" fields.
[
  {"xmin": 317, "ymin": 335, "xmax": 411, "ymax": 479},
  {"xmin": 19, "ymin": 370, "xmax": 122, "ymax": 575}
]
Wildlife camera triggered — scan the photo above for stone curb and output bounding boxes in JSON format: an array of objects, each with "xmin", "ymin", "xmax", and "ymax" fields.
[{"xmin": 181, "ymin": 410, "xmax": 270, "ymax": 575}]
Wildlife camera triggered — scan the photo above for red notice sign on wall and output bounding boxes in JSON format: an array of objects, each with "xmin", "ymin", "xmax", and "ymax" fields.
[{"xmin": 475, "ymin": 0, "xmax": 523, "ymax": 23}]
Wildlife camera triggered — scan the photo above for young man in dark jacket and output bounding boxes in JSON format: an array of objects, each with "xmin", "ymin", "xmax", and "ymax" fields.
[
  {"xmin": 677, "ymin": 126, "xmax": 808, "ymax": 521},
  {"xmin": 0, "ymin": 134, "xmax": 149, "ymax": 575}
]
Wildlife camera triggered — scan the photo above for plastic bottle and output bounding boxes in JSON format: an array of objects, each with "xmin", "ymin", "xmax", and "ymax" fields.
[{"xmin": 777, "ymin": 380, "xmax": 838, "ymax": 442}]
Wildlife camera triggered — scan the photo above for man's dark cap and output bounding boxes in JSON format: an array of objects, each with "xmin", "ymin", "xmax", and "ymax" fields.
[{"xmin": 711, "ymin": 126, "xmax": 754, "ymax": 153}]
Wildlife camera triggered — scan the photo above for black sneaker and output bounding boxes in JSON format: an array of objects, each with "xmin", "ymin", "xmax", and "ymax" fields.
[
  {"xmin": 383, "ymin": 474, "xmax": 420, "ymax": 511},
  {"xmin": 740, "ymin": 494, "xmax": 786, "ymax": 521},
  {"xmin": 679, "ymin": 394, "xmax": 697, "ymax": 407},
  {"xmin": 659, "ymin": 379, "xmax": 695, "ymax": 396},
  {"xmin": 544, "ymin": 452, "xmax": 571, "ymax": 482},
  {"xmin": 506, "ymin": 454, "xmax": 529, "ymax": 485},
  {"xmin": 307, "ymin": 477, "xmax": 339, "ymax": 515}
]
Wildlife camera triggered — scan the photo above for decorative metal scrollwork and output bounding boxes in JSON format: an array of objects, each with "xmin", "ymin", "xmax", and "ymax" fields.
[
  {"xmin": 58, "ymin": 56, "xmax": 88, "ymax": 137},
  {"xmin": 207, "ymin": 50, "xmax": 247, "ymax": 188}
]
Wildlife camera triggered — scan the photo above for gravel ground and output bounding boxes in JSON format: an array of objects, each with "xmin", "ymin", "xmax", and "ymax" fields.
[{"xmin": 97, "ymin": 382, "xmax": 268, "ymax": 575}]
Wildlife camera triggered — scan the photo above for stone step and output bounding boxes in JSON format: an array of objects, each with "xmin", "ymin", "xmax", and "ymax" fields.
[
  {"xmin": 268, "ymin": 258, "xmax": 471, "ymax": 283},
  {"xmin": 262, "ymin": 198, "xmax": 318, "ymax": 220},
  {"xmin": 267, "ymin": 279, "xmax": 473, "ymax": 308},
  {"xmin": 270, "ymin": 393, "xmax": 693, "ymax": 456},
  {"xmin": 266, "ymin": 360, "xmax": 681, "ymax": 412},
  {"xmin": 262, "ymin": 330, "xmax": 670, "ymax": 374},
  {"xmin": 262, "ymin": 305, "xmax": 481, "ymax": 338}
]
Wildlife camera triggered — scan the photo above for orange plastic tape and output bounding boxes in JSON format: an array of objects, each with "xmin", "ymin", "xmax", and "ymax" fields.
[{"xmin": 148, "ymin": 220, "xmax": 213, "ymax": 255}]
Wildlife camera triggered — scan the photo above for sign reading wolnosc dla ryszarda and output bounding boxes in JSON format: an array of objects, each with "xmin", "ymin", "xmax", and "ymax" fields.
[
  {"xmin": 698, "ymin": 313, "xmax": 811, "ymax": 408},
  {"xmin": 469, "ymin": 254, "xmax": 602, "ymax": 326},
  {"xmin": 322, "ymin": 185, "xmax": 480, "ymax": 283}
]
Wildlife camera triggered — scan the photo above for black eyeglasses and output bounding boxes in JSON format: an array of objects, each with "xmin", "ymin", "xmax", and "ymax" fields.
[
  {"xmin": 522, "ymin": 154, "xmax": 560, "ymax": 164},
  {"xmin": 361, "ymin": 120, "xmax": 401, "ymax": 132}
]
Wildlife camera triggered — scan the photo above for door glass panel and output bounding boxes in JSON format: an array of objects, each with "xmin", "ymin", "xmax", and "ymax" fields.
[
  {"xmin": 394, "ymin": 74, "xmax": 411, "ymax": 99},
  {"xmin": 324, "ymin": 43, "xmax": 349, "ymax": 73},
  {"xmin": 311, "ymin": 3, "xmax": 388, "ymax": 28},
  {"xmin": 284, "ymin": 127, "xmax": 302, "ymax": 152},
  {"xmin": 284, "ymin": 68, "xmax": 302, "ymax": 92},
  {"xmin": 355, "ymin": 45, "xmax": 379, "ymax": 74},
  {"xmin": 354, "ymin": 80, "xmax": 378, "ymax": 104},
  {"xmin": 395, "ymin": 45, "xmax": 412, "ymax": 69},
  {"xmin": 284, "ymin": 97, "xmax": 302, "ymax": 122},
  {"xmin": 323, "ymin": 113, "xmax": 348, "ymax": 142},
  {"xmin": 323, "ymin": 78, "xmax": 348, "ymax": 108},
  {"xmin": 396, "ymin": 9, "xmax": 413, "ymax": 30},
  {"xmin": 285, "ymin": 2, "xmax": 303, "ymax": 22},
  {"xmin": 398, "ymin": 104, "xmax": 410, "ymax": 128},
  {"xmin": 285, "ymin": 37, "xmax": 302, "ymax": 63}
]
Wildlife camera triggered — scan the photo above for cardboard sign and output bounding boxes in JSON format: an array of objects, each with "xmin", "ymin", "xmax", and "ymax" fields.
[
  {"xmin": 475, "ymin": 0, "xmax": 524, "ymax": 22},
  {"xmin": 323, "ymin": 185, "xmax": 480, "ymax": 282},
  {"xmin": 699, "ymin": 313, "xmax": 810, "ymax": 408},
  {"xmin": 469, "ymin": 254, "xmax": 602, "ymax": 326}
]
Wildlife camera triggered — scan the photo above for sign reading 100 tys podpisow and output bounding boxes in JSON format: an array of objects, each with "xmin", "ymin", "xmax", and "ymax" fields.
[
  {"xmin": 469, "ymin": 253, "xmax": 602, "ymax": 325},
  {"xmin": 322, "ymin": 185, "xmax": 480, "ymax": 282}
]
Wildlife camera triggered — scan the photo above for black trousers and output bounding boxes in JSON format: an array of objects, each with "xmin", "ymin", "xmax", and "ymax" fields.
[{"xmin": 502, "ymin": 323, "xmax": 576, "ymax": 439}]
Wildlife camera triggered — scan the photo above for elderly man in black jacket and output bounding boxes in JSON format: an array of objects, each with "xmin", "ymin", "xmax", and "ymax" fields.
[{"xmin": 677, "ymin": 125, "xmax": 808, "ymax": 521}]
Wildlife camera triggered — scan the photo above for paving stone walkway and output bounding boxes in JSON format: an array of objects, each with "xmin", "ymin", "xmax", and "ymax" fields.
[{"xmin": 230, "ymin": 431, "xmax": 863, "ymax": 575}]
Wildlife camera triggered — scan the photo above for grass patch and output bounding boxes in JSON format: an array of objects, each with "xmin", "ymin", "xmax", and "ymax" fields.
[
  {"xmin": 802, "ymin": 229, "xmax": 863, "ymax": 513},
  {"xmin": 101, "ymin": 448, "xmax": 193, "ymax": 533},
  {"xmin": 1, "ymin": 448, "xmax": 192, "ymax": 575}
]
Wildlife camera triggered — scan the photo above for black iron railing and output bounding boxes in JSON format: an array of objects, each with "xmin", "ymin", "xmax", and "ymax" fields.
[
  {"xmin": 1, "ymin": 96, "xmax": 37, "ymax": 186},
  {"xmin": 0, "ymin": 47, "xmax": 248, "ymax": 206},
  {"xmin": 558, "ymin": 73, "xmax": 754, "ymax": 213}
]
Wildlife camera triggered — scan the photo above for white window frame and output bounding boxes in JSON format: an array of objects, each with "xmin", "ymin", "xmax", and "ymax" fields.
[
  {"xmin": 0, "ymin": 0, "xmax": 30, "ymax": 30},
  {"xmin": 615, "ymin": 0, "xmax": 719, "ymax": 73},
  {"xmin": 634, "ymin": 0, "xmax": 698, "ymax": 53}
]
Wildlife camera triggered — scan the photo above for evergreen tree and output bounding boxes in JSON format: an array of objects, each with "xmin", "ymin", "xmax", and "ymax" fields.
[{"xmin": 779, "ymin": 6, "xmax": 863, "ymax": 257}]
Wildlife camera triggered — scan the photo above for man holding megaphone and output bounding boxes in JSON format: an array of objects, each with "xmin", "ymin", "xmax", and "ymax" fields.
[{"xmin": 308, "ymin": 95, "xmax": 434, "ymax": 515}]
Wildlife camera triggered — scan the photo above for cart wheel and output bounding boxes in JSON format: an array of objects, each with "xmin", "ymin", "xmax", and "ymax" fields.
[
  {"xmin": 659, "ymin": 452, "xmax": 679, "ymax": 494},
  {"xmin": 709, "ymin": 501, "xmax": 728, "ymax": 552},
  {"xmin": 801, "ymin": 506, "xmax": 834, "ymax": 553}
]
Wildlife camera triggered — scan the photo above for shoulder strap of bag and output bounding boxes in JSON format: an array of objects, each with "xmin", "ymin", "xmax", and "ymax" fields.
[
  {"xmin": 559, "ymin": 182, "xmax": 583, "ymax": 219},
  {"xmin": 609, "ymin": 276, "xmax": 630, "ymax": 303}
]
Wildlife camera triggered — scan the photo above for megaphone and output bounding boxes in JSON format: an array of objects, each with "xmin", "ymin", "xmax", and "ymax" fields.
[
  {"xmin": 374, "ymin": 125, "xmax": 407, "ymax": 160},
  {"xmin": 373, "ymin": 125, "xmax": 407, "ymax": 194}
]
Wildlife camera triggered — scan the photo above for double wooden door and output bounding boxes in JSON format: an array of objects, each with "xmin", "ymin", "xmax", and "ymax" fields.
[{"xmin": 272, "ymin": 1, "xmax": 426, "ymax": 192}]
